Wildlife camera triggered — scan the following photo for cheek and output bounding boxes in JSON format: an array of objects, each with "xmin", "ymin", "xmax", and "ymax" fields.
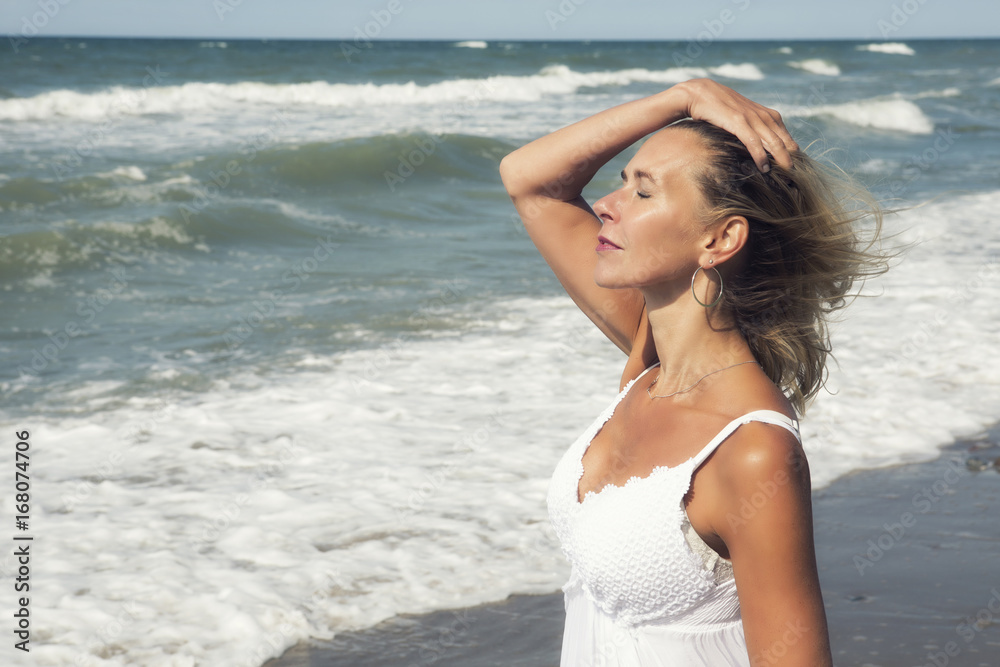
[{"xmin": 636, "ymin": 206, "xmax": 691, "ymax": 246}]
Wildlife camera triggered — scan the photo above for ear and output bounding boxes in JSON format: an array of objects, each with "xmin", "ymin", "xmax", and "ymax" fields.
[{"xmin": 700, "ymin": 215, "xmax": 748, "ymax": 267}]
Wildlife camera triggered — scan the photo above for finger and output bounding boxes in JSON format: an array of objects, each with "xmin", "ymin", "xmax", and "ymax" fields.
[
  {"xmin": 745, "ymin": 110, "xmax": 796, "ymax": 169},
  {"xmin": 735, "ymin": 126, "xmax": 771, "ymax": 172},
  {"xmin": 753, "ymin": 120, "xmax": 793, "ymax": 171},
  {"xmin": 769, "ymin": 124, "xmax": 800, "ymax": 157},
  {"xmin": 765, "ymin": 108, "xmax": 800, "ymax": 154}
]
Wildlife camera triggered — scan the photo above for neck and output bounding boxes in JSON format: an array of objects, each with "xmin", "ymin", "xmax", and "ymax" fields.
[{"xmin": 642, "ymin": 284, "xmax": 754, "ymax": 396}]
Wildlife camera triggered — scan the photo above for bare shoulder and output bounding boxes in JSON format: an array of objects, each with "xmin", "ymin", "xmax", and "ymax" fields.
[
  {"xmin": 693, "ymin": 417, "xmax": 814, "ymax": 556},
  {"xmin": 711, "ymin": 420, "xmax": 811, "ymax": 491}
]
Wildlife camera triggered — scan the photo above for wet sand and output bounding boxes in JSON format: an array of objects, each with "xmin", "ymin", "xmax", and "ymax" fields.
[{"xmin": 266, "ymin": 430, "xmax": 1000, "ymax": 667}]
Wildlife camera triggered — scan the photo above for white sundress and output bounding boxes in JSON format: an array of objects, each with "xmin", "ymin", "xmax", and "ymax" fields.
[{"xmin": 546, "ymin": 362, "xmax": 802, "ymax": 666}]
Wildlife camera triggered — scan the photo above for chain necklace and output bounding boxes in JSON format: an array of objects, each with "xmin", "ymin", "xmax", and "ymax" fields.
[{"xmin": 646, "ymin": 360, "xmax": 759, "ymax": 399}]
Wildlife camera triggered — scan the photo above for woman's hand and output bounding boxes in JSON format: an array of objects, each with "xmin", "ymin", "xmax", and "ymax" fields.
[{"xmin": 671, "ymin": 78, "xmax": 798, "ymax": 172}]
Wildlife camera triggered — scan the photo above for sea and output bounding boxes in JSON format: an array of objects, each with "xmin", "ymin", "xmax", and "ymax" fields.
[{"xmin": 1, "ymin": 37, "xmax": 999, "ymax": 666}]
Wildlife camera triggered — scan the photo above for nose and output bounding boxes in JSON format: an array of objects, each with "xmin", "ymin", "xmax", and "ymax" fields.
[{"xmin": 592, "ymin": 190, "xmax": 619, "ymax": 223}]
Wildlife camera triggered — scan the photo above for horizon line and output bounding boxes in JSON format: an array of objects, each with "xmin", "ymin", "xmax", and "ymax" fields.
[{"xmin": 8, "ymin": 34, "xmax": 1000, "ymax": 43}]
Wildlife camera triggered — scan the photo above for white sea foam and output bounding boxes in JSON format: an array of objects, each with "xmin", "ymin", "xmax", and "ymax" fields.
[
  {"xmin": 776, "ymin": 46, "xmax": 793, "ymax": 54},
  {"xmin": 909, "ymin": 87, "xmax": 962, "ymax": 99},
  {"xmin": 708, "ymin": 62, "xmax": 765, "ymax": 80},
  {"xmin": 0, "ymin": 63, "xmax": 764, "ymax": 122},
  {"xmin": 5, "ymin": 189, "xmax": 1000, "ymax": 666},
  {"xmin": 96, "ymin": 165, "xmax": 147, "ymax": 181},
  {"xmin": 781, "ymin": 96, "xmax": 934, "ymax": 134},
  {"xmin": 455, "ymin": 40, "xmax": 488, "ymax": 48},
  {"xmin": 92, "ymin": 217, "xmax": 195, "ymax": 245},
  {"xmin": 788, "ymin": 59, "xmax": 841, "ymax": 76},
  {"xmin": 858, "ymin": 42, "xmax": 916, "ymax": 56}
]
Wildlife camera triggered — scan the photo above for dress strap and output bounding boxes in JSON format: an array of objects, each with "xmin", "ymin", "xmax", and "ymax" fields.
[
  {"xmin": 689, "ymin": 410, "xmax": 801, "ymax": 469},
  {"xmin": 638, "ymin": 361, "xmax": 661, "ymax": 380},
  {"xmin": 620, "ymin": 361, "xmax": 661, "ymax": 395}
]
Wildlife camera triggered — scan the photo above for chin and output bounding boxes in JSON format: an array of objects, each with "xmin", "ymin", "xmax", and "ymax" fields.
[{"xmin": 593, "ymin": 270, "xmax": 633, "ymax": 290}]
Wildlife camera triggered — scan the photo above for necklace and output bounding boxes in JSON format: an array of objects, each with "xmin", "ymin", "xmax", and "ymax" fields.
[{"xmin": 646, "ymin": 360, "xmax": 759, "ymax": 399}]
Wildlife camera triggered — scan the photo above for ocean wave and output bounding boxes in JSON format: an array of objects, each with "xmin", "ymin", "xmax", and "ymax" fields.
[
  {"xmin": 455, "ymin": 40, "xmax": 487, "ymax": 48},
  {"xmin": 788, "ymin": 59, "xmax": 841, "ymax": 77},
  {"xmin": 909, "ymin": 87, "xmax": 962, "ymax": 99},
  {"xmin": 709, "ymin": 62, "xmax": 765, "ymax": 80},
  {"xmin": 0, "ymin": 133, "xmax": 512, "ymax": 222},
  {"xmin": 95, "ymin": 165, "xmax": 148, "ymax": 181},
  {"xmin": 782, "ymin": 96, "xmax": 934, "ymax": 134},
  {"xmin": 0, "ymin": 63, "xmax": 764, "ymax": 122},
  {"xmin": 0, "ymin": 137, "xmax": 464, "ymax": 283},
  {"xmin": 0, "ymin": 203, "xmax": 367, "ymax": 286},
  {"xmin": 857, "ymin": 42, "xmax": 915, "ymax": 56},
  {"xmin": 0, "ymin": 225, "xmax": 118, "ymax": 287},
  {"xmin": 246, "ymin": 133, "xmax": 512, "ymax": 189},
  {"xmin": 0, "ymin": 214, "xmax": 206, "ymax": 287}
]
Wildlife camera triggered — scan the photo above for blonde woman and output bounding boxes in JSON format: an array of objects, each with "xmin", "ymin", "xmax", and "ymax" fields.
[{"xmin": 500, "ymin": 79, "xmax": 886, "ymax": 666}]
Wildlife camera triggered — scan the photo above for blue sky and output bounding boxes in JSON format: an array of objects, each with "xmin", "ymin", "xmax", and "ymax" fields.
[{"xmin": 3, "ymin": 0, "xmax": 998, "ymax": 41}]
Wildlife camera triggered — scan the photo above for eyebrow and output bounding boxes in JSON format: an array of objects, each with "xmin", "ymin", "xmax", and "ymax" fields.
[{"xmin": 621, "ymin": 168, "xmax": 658, "ymax": 185}]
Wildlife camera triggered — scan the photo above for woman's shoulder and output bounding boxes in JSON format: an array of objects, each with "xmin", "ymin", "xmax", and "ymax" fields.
[
  {"xmin": 715, "ymin": 420, "xmax": 806, "ymax": 475},
  {"xmin": 692, "ymin": 410, "xmax": 812, "ymax": 552},
  {"xmin": 700, "ymin": 394, "xmax": 811, "ymax": 514},
  {"xmin": 694, "ymin": 371, "xmax": 804, "ymax": 479}
]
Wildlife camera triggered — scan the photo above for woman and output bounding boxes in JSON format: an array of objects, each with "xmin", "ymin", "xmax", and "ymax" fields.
[{"xmin": 500, "ymin": 79, "xmax": 886, "ymax": 666}]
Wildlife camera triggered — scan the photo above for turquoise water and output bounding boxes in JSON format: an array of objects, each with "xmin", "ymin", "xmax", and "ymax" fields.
[{"xmin": 2, "ymin": 38, "xmax": 1000, "ymax": 665}]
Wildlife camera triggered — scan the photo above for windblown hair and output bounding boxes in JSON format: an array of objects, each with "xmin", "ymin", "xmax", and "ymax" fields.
[{"xmin": 677, "ymin": 119, "xmax": 892, "ymax": 416}]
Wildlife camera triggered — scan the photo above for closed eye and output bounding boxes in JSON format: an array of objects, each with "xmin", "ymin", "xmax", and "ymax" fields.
[{"xmin": 621, "ymin": 169, "xmax": 653, "ymax": 199}]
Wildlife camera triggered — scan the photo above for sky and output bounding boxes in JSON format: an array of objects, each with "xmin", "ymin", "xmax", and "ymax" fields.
[{"xmin": 2, "ymin": 0, "xmax": 998, "ymax": 41}]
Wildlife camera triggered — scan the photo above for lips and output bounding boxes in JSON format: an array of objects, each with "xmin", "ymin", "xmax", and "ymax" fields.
[{"xmin": 597, "ymin": 235, "xmax": 621, "ymax": 249}]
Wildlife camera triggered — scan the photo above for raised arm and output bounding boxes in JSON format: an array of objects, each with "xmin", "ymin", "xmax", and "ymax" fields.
[{"xmin": 499, "ymin": 80, "xmax": 797, "ymax": 355}]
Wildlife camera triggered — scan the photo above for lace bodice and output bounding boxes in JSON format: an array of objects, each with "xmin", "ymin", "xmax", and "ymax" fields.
[{"xmin": 546, "ymin": 363, "xmax": 801, "ymax": 630}]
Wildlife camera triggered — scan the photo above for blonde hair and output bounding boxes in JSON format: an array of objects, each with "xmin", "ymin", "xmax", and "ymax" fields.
[{"xmin": 678, "ymin": 120, "xmax": 892, "ymax": 416}]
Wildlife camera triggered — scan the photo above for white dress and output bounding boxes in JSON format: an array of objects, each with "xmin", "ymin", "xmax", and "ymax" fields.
[{"xmin": 546, "ymin": 363, "xmax": 802, "ymax": 666}]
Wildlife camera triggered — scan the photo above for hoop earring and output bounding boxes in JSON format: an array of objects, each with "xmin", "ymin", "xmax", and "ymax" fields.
[{"xmin": 691, "ymin": 265, "xmax": 724, "ymax": 308}]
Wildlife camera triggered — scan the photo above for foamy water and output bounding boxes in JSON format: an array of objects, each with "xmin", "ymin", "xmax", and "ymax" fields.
[
  {"xmin": 858, "ymin": 42, "xmax": 917, "ymax": 56},
  {"xmin": 788, "ymin": 58, "xmax": 842, "ymax": 76},
  {"xmin": 780, "ymin": 97, "xmax": 935, "ymax": 134},
  {"xmin": 0, "ymin": 61, "xmax": 944, "ymax": 155},
  {"xmin": 0, "ymin": 63, "xmax": 771, "ymax": 123}
]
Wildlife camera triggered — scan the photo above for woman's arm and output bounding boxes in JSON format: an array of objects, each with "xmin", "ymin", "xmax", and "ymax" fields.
[
  {"xmin": 499, "ymin": 80, "xmax": 797, "ymax": 354},
  {"xmin": 711, "ymin": 423, "xmax": 832, "ymax": 666}
]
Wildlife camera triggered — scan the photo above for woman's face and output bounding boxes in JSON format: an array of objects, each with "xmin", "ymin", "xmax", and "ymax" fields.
[{"xmin": 592, "ymin": 128, "xmax": 712, "ymax": 292}]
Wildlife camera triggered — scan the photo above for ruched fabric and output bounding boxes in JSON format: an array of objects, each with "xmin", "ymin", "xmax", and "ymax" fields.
[{"xmin": 546, "ymin": 363, "xmax": 801, "ymax": 666}]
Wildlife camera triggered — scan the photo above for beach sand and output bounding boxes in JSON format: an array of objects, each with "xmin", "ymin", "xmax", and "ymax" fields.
[{"xmin": 266, "ymin": 428, "xmax": 1000, "ymax": 667}]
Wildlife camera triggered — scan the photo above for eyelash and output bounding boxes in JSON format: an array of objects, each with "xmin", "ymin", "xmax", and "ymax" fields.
[{"xmin": 620, "ymin": 173, "xmax": 651, "ymax": 199}]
